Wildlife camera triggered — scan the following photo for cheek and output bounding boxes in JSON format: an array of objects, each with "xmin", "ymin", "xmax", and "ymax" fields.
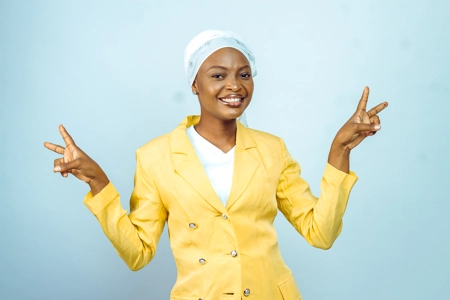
[
  {"xmin": 199, "ymin": 80, "xmax": 223, "ymax": 97},
  {"xmin": 244, "ymin": 81, "xmax": 254, "ymax": 97}
]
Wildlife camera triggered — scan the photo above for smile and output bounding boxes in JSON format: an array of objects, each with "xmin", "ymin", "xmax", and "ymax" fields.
[{"xmin": 218, "ymin": 97, "xmax": 244, "ymax": 106}]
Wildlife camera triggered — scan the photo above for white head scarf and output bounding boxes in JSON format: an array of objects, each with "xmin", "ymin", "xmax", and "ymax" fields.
[
  {"xmin": 184, "ymin": 30, "xmax": 257, "ymax": 86},
  {"xmin": 184, "ymin": 30, "xmax": 256, "ymax": 126}
]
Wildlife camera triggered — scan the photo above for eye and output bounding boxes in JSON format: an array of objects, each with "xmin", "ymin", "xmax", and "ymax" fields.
[
  {"xmin": 240, "ymin": 72, "xmax": 252, "ymax": 79},
  {"xmin": 211, "ymin": 73, "xmax": 225, "ymax": 79}
]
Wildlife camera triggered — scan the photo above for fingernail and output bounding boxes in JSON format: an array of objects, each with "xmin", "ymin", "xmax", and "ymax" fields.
[
  {"xmin": 54, "ymin": 166, "xmax": 61, "ymax": 172},
  {"xmin": 374, "ymin": 125, "xmax": 381, "ymax": 130}
]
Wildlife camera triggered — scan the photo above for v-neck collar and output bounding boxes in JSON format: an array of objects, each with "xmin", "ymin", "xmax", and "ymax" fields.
[
  {"xmin": 170, "ymin": 115, "xmax": 260, "ymax": 212},
  {"xmin": 186, "ymin": 125, "xmax": 236, "ymax": 157}
]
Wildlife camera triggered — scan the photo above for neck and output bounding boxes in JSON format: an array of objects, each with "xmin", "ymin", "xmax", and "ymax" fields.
[{"xmin": 194, "ymin": 115, "xmax": 237, "ymax": 153}]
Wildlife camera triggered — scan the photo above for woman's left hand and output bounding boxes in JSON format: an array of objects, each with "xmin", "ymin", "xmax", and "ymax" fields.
[
  {"xmin": 327, "ymin": 86, "xmax": 388, "ymax": 173},
  {"xmin": 332, "ymin": 86, "xmax": 388, "ymax": 151}
]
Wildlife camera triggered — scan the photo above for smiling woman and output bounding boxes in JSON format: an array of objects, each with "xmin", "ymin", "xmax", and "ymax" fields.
[
  {"xmin": 44, "ymin": 29, "xmax": 388, "ymax": 300},
  {"xmin": 193, "ymin": 47, "xmax": 254, "ymax": 153}
]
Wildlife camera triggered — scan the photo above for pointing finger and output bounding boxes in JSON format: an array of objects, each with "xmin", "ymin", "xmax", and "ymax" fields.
[
  {"xmin": 368, "ymin": 102, "xmax": 388, "ymax": 117},
  {"xmin": 59, "ymin": 125, "xmax": 76, "ymax": 147},
  {"xmin": 356, "ymin": 86, "xmax": 370, "ymax": 112},
  {"xmin": 44, "ymin": 142, "xmax": 65, "ymax": 154}
]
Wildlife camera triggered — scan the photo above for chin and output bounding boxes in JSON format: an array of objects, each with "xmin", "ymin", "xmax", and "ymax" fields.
[{"xmin": 224, "ymin": 110, "xmax": 245, "ymax": 120}]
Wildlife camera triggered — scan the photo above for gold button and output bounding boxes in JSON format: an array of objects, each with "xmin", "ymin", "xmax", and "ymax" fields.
[
  {"xmin": 222, "ymin": 214, "xmax": 228, "ymax": 220},
  {"xmin": 231, "ymin": 250, "xmax": 238, "ymax": 257},
  {"xmin": 189, "ymin": 223, "xmax": 197, "ymax": 229},
  {"xmin": 243, "ymin": 288, "xmax": 250, "ymax": 296},
  {"xmin": 199, "ymin": 258, "xmax": 206, "ymax": 264}
]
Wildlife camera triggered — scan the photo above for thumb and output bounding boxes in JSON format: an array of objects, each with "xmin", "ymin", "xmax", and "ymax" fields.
[
  {"xmin": 353, "ymin": 123, "xmax": 381, "ymax": 132},
  {"xmin": 54, "ymin": 159, "xmax": 81, "ymax": 173}
]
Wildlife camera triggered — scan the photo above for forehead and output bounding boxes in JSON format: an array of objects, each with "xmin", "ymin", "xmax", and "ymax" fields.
[{"xmin": 200, "ymin": 47, "xmax": 250, "ymax": 70}]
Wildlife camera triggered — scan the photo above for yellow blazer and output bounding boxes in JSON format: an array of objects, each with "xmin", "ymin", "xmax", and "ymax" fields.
[{"xmin": 84, "ymin": 115, "xmax": 358, "ymax": 300}]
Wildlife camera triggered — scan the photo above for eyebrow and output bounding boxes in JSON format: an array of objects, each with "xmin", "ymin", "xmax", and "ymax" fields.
[{"xmin": 207, "ymin": 65, "xmax": 251, "ymax": 72}]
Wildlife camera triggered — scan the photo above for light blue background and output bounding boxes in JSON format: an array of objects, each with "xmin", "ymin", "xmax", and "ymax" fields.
[{"xmin": 1, "ymin": 1, "xmax": 449, "ymax": 299}]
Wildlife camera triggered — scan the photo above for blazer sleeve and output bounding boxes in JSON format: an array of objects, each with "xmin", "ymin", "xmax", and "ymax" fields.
[
  {"xmin": 83, "ymin": 148, "xmax": 168, "ymax": 270},
  {"xmin": 276, "ymin": 138, "xmax": 358, "ymax": 249}
]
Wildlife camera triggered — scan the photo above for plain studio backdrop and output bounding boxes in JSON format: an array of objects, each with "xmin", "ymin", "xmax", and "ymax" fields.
[{"xmin": 1, "ymin": 1, "xmax": 449, "ymax": 299}]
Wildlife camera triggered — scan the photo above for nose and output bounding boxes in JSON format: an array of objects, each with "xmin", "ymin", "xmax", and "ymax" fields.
[{"xmin": 225, "ymin": 75, "xmax": 240, "ymax": 91}]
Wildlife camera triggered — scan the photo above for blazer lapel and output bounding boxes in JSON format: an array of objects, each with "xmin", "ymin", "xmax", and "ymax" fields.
[
  {"xmin": 170, "ymin": 116, "xmax": 225, "ymax": 213},
  {"xmin": 226, "ymin": 121, "xmax": 260, "ymax": 210}
]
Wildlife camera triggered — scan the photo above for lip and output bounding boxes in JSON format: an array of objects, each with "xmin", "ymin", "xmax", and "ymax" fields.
[
  {"xmin": 218, "ymin": 94, "xmax": 245, "ymax": 107},
  {"xmin": 219, "ymin": 94, "xmax": 245, "ymax": 99}
]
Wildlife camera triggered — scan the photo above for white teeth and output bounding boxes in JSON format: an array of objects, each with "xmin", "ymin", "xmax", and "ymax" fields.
[{"xmin": 220, "ymin": 98, "xmax": 242, "ymax": 103}]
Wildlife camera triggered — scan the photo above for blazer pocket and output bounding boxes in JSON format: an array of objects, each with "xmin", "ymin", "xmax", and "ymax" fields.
[{"xmin": 278, "ymin": 275, "xmax": 302, "ymax": 300}]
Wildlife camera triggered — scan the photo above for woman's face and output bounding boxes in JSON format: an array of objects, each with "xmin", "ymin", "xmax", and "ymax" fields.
[{"xmin": 192, "ymin": 47, "xmax": 254, "ymax": 122}]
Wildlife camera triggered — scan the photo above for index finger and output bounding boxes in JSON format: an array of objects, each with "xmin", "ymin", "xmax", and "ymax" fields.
[
  {"xmin": 356, "ymin": 86, "xmax": 370, "ymax": 112},
  {"xmin": 368, "ymin": 102, "xmax": 389, "ymax": 117},
  {"xmin": 59, "ymin": 125, "xmax": 76, "ymax": 147},
  {"xmin": 44, "ymin": 142, "xmax": 65, "ymax": 154}
]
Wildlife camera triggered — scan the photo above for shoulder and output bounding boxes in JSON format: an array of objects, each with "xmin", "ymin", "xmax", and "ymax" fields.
[
  {"xmin": 135, "ymin": 133, "xmax": 171, "ymax": 166},
  {"xmin": 241, "ymin": 126, "xmax": 288, "ymax": 160},
  {"xmin": 134, "ymin": 115, "xmax": 194, "ymax": 166},
  {"xmin": 243, "ymin": 126, "xmax": 285, "ymax": 152},
  {"xmin": 247, "ymin": 127, "xmax": 282, "ymax": 144},
  {"xmin": 138, "ymin": 133, "xmax": 171, "ymax": 152}
]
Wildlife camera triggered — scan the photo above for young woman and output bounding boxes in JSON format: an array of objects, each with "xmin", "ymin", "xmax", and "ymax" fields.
[{"xmin": 45, "ymin": 30, "xmax": 387, "ymax": 300}]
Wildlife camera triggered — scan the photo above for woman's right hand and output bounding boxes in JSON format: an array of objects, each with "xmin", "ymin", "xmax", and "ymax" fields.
[{"xmin": 44, "ymin": 125, "xmax": 109, "ymax": 196}]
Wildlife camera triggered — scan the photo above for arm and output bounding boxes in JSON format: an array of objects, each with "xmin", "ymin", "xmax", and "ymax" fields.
[
  {"xmin": 44, "ymin": 126, "xmax": 167, "ymax": 270},
  {"xmin": 83, "ymin": 149, "xmax": 167, "ymax": 271},
  {"xmin": 276, "ymin": 139, "xmax": 357, "ymax": 250},
  {"xmin": 277, "ymin": 87, "xmax": 388, "ymax": 249}
]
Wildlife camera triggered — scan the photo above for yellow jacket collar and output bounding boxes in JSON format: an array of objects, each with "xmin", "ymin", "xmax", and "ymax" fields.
[
  {"xmin": 168, "ymin": 115, "xmax": 260, "ymax": 211},
  {"xmin": 169, "ymin": 115, "xmax": 257, "ymax": 154}
]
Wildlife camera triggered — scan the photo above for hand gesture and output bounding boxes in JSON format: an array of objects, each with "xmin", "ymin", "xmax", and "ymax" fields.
[
  {"xmin": 333, "ymin": 86, "xmax": 388, "ymax": 151},
  {"xmin": 44, "ymin": 125, "xmax": 109, "ymax": 195}
]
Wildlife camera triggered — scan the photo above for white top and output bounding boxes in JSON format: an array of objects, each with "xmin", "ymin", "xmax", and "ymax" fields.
[{"xmin": 186, "ymin": 126, "xmax": 235, "ymax": 207}]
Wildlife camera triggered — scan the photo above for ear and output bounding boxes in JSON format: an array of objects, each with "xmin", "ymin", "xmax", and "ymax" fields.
[
  {"xmin": 191, "ymin": 79, "xmax": 198, "ymax": 93},
  {"xmin": 191, "ymin": 79, "xmax": 199, "ymax": 95}
]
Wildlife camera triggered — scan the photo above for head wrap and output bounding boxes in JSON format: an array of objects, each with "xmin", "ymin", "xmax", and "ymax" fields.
[{"xmin": 184, "ymin": 29, "xmax": 257, "ymax": 87}]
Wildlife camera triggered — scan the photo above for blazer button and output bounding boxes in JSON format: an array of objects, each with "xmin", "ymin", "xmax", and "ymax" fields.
[
  {"xmin": 221, "ymin": 214, "xmax": 228, "ymax": 220},
  {"xmin": 231, "ymin": 250, "xmax": 238, "ymax": 257},
  {"xmin": 189, "ymin": 223, "xmax": 197, "ymax": 229},
  {"xmin": 199, "ymin": 258, "xmax": 206, "ymax": 264},
  {"xmin": 243, "ymin": 288, "xmax": 250, "ymax": 296}
]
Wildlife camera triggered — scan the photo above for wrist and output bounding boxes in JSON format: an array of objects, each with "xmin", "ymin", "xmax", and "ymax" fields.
[
  {"xmin": 328, "ymin": 142, "xmax": 351, "ymax": 174},
  {"xmin": 330, "ymin": 141, "xmax": 351, "ymax": 157},
  {"xmin": 89, "ymin": 175, "xmax": 110, "ymax": 196}
]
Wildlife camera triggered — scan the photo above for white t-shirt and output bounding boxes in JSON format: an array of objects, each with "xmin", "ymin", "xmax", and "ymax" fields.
[{"xmin": 186, "ymin": 126, "xmax": 235, "ymax": 207}]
